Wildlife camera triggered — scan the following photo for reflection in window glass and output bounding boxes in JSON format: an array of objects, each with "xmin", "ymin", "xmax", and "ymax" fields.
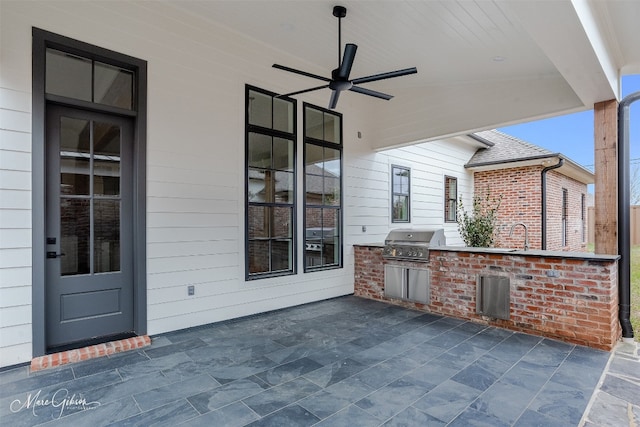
[
  {"xmin": 274, "ymin": 171, "xmax": 294, "ymax": 204},
  {"xmin": 60, "ymin": 117, "xmax": 91, "ymax": 196},
  {"xmin": 247, "ymin": 205, "xmax": 269, "ymax": 238},
  {"xmin": 271, "ymin": 240, "xmax": 292, "ymax": 271},
  {"xmin": 305, "ymin": 106, "xmax": 323, "ymax": 140},
  {"xmin": 60, "ymin": 199, "xmax": 90, "ymax": 276},
  {"xmin": 444, "ymin": 176, "xmax": 457, "ymax": 222},
  {"xmin": 93, "ymin": 122, "xmax": 121, "ymax": 196},
  {"xmin": 273, "ymin": 138, "xmax": 293, "ymax": 171},
  {"xmin": 46, "ymin": 49, "xmax": 92, "ymax": 102},
  {"xmin": 248, "ymin": 240, "xmax": 270, "ymax": 274},
  {"xmin": 392, "ymin": 166, "xmax": 410, "ymax": 223},
  {"xmin": 273, "ymin": 98, "xmax": 294, "ymax": 133},
  {"xmin": 94, "ymin": 62, "xmax": 133, "ymax": 110},
  {"xmin": 46, "ymin": 48, "xmax": 134, "ymax": 110},
  {"xmin": 94, "ymin": 200, "xmax": 120, "ymax": 273},
  {"xmin": 304, "ymin": 104, "xmax": 342, "ymax": 271},
  {"xmin": 324, "ymin": 113, "xmax": 341, "ymax": 144},
  {"xmin": 246, "ymin": 86, "xmax": 296, "ymax": 278},
  {"xmin": 248, "ymin": 90, "xmax": 272, "ymax": 128},
  {"xmin": 272, "ymin": 207, "xmax": 292, "ymax": 238},
  {"xmin": 248, "ymin": 133, "xmax": 272, "ymax": 168}
]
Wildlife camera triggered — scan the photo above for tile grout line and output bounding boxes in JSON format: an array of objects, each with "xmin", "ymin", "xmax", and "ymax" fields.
[{"xmin": 578, "ymin": 344, "xmax": 617, "ymax": 427}]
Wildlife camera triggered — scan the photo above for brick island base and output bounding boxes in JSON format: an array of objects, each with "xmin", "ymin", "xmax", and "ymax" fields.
[{"xmin": 354, "ymin": 245, "xmax": 621, "ymax": 350}]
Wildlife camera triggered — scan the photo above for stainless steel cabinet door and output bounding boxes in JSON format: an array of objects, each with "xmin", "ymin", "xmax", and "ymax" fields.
[
  {"xmin": 408, "ymin": 268, "xmax": 429, "ymax": 303},
  {"xmin": 384, "ymin": 265, "xmax": 406, "ymax": 299}
]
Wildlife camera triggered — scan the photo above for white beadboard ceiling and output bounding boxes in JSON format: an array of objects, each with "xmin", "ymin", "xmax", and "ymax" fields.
[{"xmin": 165, "ymin": 0, "xmax": 640, "ymax": 149}]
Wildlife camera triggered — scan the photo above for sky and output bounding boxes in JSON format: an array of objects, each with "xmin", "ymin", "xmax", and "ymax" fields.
[{"xmin": 498, "ymin": 75, "xmax": 640, "ymax": 171}]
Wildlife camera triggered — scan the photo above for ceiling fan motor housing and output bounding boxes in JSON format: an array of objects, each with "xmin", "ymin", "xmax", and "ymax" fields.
[{"xmin": 333, "ymin": 6, "xmax": 347, "ymax": 18}]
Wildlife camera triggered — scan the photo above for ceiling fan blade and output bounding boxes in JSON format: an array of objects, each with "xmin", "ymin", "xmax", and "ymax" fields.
[
  {"xmin": 273, "ymin": 64, "xmax": 331, "ymax": 83},
  {"xmin": 328, "ymin": 90, "xmax": 341, "ymax": 109},
  {"xmin": 349, "ymin": 85, "xmax": 393, "ymax": 100},
  {"xmin": 278, "ymin": 85, "xmax": 330, "ymax": 98},
  {"xmin": 338, "ymin": 43, "xmax": 357, "ymax": 79},
  {"xmin": 351, "ymin": 67, "xmax": 417, "ymax": 85}
]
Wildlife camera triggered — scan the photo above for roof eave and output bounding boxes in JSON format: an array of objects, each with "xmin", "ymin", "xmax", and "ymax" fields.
[{"xmin": 466, "ymin": 154, "xmax": 594, "ymax": 184}]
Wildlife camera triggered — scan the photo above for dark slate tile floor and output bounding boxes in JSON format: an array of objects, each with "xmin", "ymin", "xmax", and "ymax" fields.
[{"xmin": 0, "ymin": 296, "xmax": 614, "ymax": 426}]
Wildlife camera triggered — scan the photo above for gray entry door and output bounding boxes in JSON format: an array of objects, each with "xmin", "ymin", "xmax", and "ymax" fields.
[{"xmin": 46, "ymin": 105, "xmax": 134, "ymax": 348}]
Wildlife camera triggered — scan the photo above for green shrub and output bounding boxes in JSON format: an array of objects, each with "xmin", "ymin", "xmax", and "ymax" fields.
[{"xmin": 457, "ymin": 189, "xmax": 502, "ymax": 247}]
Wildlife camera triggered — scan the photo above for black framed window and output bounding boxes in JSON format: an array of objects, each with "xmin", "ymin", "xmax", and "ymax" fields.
[
  {"xmin": 444, "ymin": 176, "xmax": 457, "ymax": 222},
  {"xmin": 245, "ymin": 86, "xmax": 296, "ymax": 279},
  {"xmin": 562, "ymin": 188, "xmax": 568, "ymax": 247},
  {"xmin": 45, "ymin": 48, "xmax": 135, "ymax": 111},
  {"xmin": 391, "ymin": 166, "xmax": 410, "ymax": 222},
  {"xmin": 303, "ymin": 104, "xmax": 342, "ymax": 271}
]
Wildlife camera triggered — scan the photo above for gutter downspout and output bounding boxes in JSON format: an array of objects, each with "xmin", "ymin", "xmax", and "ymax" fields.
[
  {"xmin": 541, "ymin": 158, "xmax": 564, "ymax": 250},
  {"xmin": 618, "ymin": 92, "xmax": 639, "ymax": 340}
]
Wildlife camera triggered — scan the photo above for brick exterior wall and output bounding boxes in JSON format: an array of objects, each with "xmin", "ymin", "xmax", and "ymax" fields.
[
  {"xmin": 354, "ymin": 245, "xmax": 620, "ymax": 350},
  {"xmin": 474, "ymin": 167, "xmax": 587, "ymax": 252}
]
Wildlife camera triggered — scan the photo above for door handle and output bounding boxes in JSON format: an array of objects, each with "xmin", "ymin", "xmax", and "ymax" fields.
[{"xmin": 46, "ymin": 252, "xmax": 66, "ymax": 259}]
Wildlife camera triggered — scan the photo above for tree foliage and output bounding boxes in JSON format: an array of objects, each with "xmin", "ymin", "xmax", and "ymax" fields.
[{"xmin": 457, "ymin": 188, "xmax": 503, "ymax": 247}]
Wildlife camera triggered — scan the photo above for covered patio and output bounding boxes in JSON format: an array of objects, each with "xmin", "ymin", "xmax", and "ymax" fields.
[
  {"xmin": 2, "ymin": 296, "xmax": 638, "ymax": 426},
  {"xmin": 2, "ymin": 3, "xmax": 640, "ymax": 425}
]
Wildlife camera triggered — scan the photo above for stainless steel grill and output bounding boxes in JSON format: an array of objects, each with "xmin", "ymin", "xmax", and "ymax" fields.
[{"xmin": 382, "ymin": 228, "xmax": 446, "ymax": 262}]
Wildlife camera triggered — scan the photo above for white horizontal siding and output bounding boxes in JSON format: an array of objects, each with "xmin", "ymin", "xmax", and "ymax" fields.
[
  {"xmin": 0, "ymin": 229, "xmax": 31, "ymax": 249},
  {"xmin": 0, "ymin": 0, "xmax": 481, "ymax": 367},
  {"xmin": 147, "ymin": 227, "xmax": 238, "ymax": 244},
  {"xmin": 0, "ymin": 286, "xmax": 31, "ymax": 308},
  {"xmin": 0, "ymin": 343, "xmax": 31, "ymax": 367},
  {"xmin": 345, "ymin": 137, "xmax": 476, "ymax": 246},
  {"xmin": 0, "ymin": 267, "xmax": 31, "ymax": 288},
  {"xmin": 148, "ymin": 266, "xmax": 238, "ymax": 289}
]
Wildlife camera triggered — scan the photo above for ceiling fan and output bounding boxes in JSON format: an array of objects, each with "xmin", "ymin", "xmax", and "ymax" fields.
[{"xmin": 273, "ymin": 5, "xmax": 417, "ymax": 110}]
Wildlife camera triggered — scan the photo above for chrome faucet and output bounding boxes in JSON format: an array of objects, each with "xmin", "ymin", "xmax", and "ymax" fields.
[{"xmin": 509, "ymin": 223, "xmax": 529, "ymax": 251}]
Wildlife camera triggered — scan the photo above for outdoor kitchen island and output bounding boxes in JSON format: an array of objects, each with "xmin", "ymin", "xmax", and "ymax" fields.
[{"xmin": 354, "ymin": 244, "xmax": 621, "ymax": 350}]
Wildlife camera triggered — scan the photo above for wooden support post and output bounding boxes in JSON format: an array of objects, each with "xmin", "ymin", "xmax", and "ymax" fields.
[{"xmin": 594, "ymin": 99, "xmax": 619, "ymax": 255}]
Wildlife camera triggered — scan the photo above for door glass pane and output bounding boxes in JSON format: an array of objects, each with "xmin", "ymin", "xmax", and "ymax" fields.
[
  {"xmin": 94, "ymin": 200, "xmax": 120, "ymax": 273},
  {"xmin": 93, "ymin": 122, "xmax": 121, "ymax": 196},
  {"xmin": 248, "ymin": 90, "xmax": 272, "ymax": 128},
  {"xmin": 60, "ymin": 198, "xmax": 90, "ymax": 276},
  {"xmin": 46, "ymin": 49, "xmax": 92, "ymax": 102},
  {"xmin": 94, "ymin": 61, "xmax": 133, "ymax": 110},
  {"xmin": 60, "ymin": 117, "xmax": 91, "ymax": 195},
  {"xmin": 248, "ymin": 240, "xmax": 270, "ymax": 274}
]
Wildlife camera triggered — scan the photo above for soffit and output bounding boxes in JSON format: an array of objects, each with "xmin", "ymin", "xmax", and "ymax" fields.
[{"xmin": 165, "ymin": 0, "xmax": 640, "ymax": 146}]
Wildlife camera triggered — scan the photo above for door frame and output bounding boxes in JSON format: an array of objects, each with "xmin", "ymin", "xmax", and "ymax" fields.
[{"xmin": 32, "ymin": 28, "xmax": 148, "ymax": 356}]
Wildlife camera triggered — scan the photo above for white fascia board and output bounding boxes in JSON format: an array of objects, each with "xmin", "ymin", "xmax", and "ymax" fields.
[{"xmin": 506, "ymin": 0, "xmax": 620, "ymax": 105}]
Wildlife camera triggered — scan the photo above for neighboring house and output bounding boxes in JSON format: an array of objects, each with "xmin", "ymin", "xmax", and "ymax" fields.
[{"xmin": 466, "ymin": 130, "xmax": 594, "ymax": 252}]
